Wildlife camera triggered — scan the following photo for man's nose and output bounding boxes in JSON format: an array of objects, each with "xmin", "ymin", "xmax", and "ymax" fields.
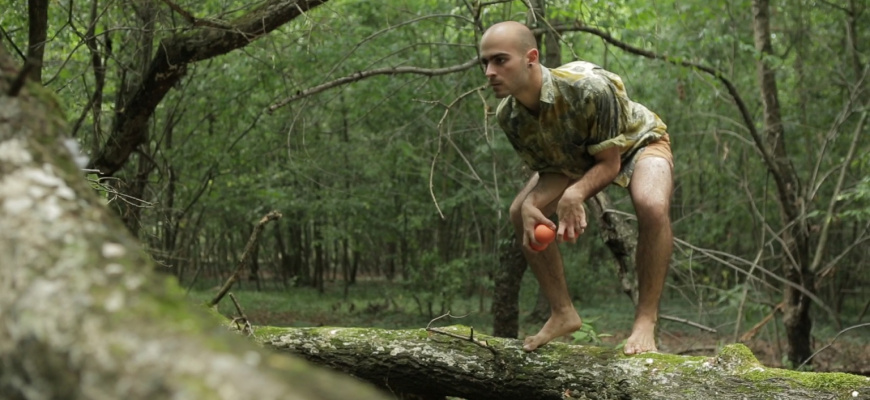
[{"xmin": 484, "ymin": 64, "xmax": 496, "ymax": 77}]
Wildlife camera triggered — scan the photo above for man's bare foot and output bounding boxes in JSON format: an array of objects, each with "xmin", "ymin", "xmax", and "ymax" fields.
[
  {"xmin": 624, "ymin": 320, "xmax": 657, "ymax": 355},
  {"xmin": 522, "ymin": 311, "xmax": 582, "ymax": 352}
]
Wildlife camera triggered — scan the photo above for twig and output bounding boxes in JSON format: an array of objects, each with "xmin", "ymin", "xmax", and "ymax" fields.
[
  {"xmin": 739, "ymin": 302, "xmax": 784, "ymax": 342},
  {"xmin": 229, "ymin": 293, "xmax": 254, "ymax": 337},
  {"xmin": 425, "ymin": 312, "xmax": 498, "ymax": 360},
  {"xmin": 797, "ymin": 323, "xmax": 870, "ymax": 369},
  {"xmin": 420, "ymin": 84, "xmax": 488, "ymax": 219},
  {"xmin": 0, "ymin": 25, "xmax": 27, "ymax": 62},
  {"xmin": 209, "ymin": 211, "xmax": 283, "ymax": 307},
  {"xmin": 660, "ymin": 314, "xmax": 717, "ymax": 333}
]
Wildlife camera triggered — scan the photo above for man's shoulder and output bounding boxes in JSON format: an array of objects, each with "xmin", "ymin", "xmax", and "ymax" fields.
[
  {"xmin": 550, "ymin": 61, "xmax": 615, "ymax": 90},
  {"xmin": 553, "ymin": 61, "xmax": 602, "ymax": 75}
]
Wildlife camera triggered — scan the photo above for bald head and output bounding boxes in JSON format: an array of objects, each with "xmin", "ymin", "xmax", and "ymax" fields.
[
  {"xmin": 479, "ymin": 21, "xmax": 542, "ymax": 101},
  {"xmin": 480, "ymin": 21, "xmax": 538, "ymax": 54}
]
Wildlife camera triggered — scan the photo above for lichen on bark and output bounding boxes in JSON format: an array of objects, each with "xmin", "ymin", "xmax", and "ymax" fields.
[{"xmin": 264, "ymin": 325, "xmax": 870, "ymax": 400}]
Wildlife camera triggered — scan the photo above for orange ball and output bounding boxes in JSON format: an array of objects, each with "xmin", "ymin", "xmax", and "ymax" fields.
[{"xmin": 531, "ymin": 224, "xmax": 556, "ymax": 251}]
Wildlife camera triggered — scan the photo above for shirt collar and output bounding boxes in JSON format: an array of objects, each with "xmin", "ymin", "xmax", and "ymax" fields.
[{"xmin": 509, "ymin": 65, "xmax": 555, "ymax": 119}]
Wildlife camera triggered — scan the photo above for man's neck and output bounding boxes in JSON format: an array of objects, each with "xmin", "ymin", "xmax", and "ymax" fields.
[{"xmin": 514, "ymin": 65, "xmax": 543, "ymax": 114}]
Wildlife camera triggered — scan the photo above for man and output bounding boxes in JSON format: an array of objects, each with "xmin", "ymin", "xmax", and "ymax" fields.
[{"xmin": 480, "ymin": 21, "xmax": 674, "ymax": 355}]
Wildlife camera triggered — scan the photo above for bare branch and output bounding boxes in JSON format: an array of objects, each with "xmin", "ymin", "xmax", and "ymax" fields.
[
  {"xmin": 797, "ymin": 323, "xmax": 870, "ymax": 369},
  {"xmin": 90, "ymin": 0, "xmax": 331, "ymax": 176},
  {"xmin": 809, "ymin": 111, "xmax": 867, "ymax": 274},
  {"xmin": 268, "ymin": 58, "xmax": 480, "ymax": 112},
  {"xmin": 209, "ymin": 211, "xmax": 283, "ymax": 307},
  {"xmin": 158, "ymin": 0, "xmax": 232, "ymax": 29},
  {"xmin": 673, "ymin": 237, "xmax": 838, "ymax": 319},
  {"xmin": 659, "ymin": 315, "xmax": 717, "ymax": 333}
]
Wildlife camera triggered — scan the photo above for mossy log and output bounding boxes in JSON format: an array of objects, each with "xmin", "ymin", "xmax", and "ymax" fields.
[
  {"xmin": 0, "ymin": 45, "xmax": 388, "ymax": 400},
  {"xmin": 263, "ymin": 325, "xmax": 870, "ymax": 400}
]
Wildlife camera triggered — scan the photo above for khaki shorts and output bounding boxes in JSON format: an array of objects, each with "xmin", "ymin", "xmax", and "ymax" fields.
[{"xmin": 638, "ymin": 133, "xmax": 673, "ymax": 169}]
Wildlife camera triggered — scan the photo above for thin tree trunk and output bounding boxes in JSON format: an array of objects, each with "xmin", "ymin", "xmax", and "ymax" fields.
[
  {"xmin": 491, "ymin": 236, "xmax": 526, "ymax": 338},
  {"xmin": 752, "ymin": 0, "xmax": 813, "ymax": 367},
  {"xmin": 26, "ymin": 0, "xmax": 48, "ymax": 82}
]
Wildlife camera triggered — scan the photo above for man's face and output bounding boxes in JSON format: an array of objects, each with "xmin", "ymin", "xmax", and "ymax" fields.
[{"xmin": 479, "ymin": 34, "xmax": 530, "ymax": 98}]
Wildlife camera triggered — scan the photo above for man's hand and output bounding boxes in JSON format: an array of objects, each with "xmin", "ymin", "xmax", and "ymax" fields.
[
  {"xmin": 556, "ymin": 188, "xmax": 587, "ymax": 243},
  {"xmin": 520, "ymin": 201, "xmax": 557, "ymax": 251}
]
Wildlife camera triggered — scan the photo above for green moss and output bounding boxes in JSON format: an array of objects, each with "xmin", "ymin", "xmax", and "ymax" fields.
[
  {"xmin": 717, "ymin": 343, "xmax": 760, "ymax": 366},
  {"xmin": 742, "ymin": 366, "xmax": 867, "ymax": 392}
]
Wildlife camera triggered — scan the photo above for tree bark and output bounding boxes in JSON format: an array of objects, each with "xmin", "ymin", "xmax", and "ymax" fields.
[
  {"xmin": 265, "ymin": 325, "xmax": 869, "ymax": 400},
  {"xmin": 26, "ymin": 0, "xmax": 48, "ymax": 82},
  {"xmin": 751, "ymin": 0, "xmax": 814, "ymax": 367},
  {"xmin": 588, "ymin": 191, "xmax": 639, "ymax": 304},
  {"xmin": 0, "ymin": 43, "xmax": 388, "ymax": 400},
  {"xmin": 89, "ymin": 0, "xmax": 330, "ymax": 176},
  {"xmin": 491, "ymin": 236, "xmax": 527, "ymax": 338}
]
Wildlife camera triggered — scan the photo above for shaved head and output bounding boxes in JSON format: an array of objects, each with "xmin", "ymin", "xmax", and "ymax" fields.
[
  {"xmin": 481, "ymin": 21, "xmax": 538, "ymax": 54},
  {"xmin": 479, "ymin": 21, "xmax": 542, "ymax": 102}
]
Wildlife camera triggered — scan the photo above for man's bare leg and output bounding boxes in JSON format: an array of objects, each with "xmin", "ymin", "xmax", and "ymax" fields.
[
  {"xmin": 509, "ymin": 174, "xmax": 583, "ymax": 352},
  {"xmin": 625, "ymin": 157, "xmax": 673, "ymax": 355}
]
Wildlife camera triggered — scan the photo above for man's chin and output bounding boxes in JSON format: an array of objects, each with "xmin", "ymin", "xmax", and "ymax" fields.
[{"xmin": 492, "ymin": 90, "xmax": 509, "ymax": 99}]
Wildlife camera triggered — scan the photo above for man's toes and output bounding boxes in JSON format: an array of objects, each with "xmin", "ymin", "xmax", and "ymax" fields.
[{"xmin": 523, "ymin": 337, "xmax": 539, "ymax": 352}]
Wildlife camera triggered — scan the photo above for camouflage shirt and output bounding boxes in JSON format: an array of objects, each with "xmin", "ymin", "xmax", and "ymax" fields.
[{"xmin": 496, "ymin": 61, "xmax": 667, "ymax": 187}]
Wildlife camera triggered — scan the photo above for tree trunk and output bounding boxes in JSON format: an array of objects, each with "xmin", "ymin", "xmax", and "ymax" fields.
[
  {"xmin": 491, "ymin": 236, "xmax": 526, "ymax": 338},
  {"xmin": 265, "ymin": 325, "xmax": 869, "ymax": 400},
  {"xmin": 26, "ymin": 0, "xmax": 48, "ymax": 82},
  {"xmin": 0, "ymin": 44, "xmax": 388, "ymax": 400},
  {"xmin": 588, "ymin": 191, "xmax": 639, "ymax": 304},
  {"xmin": 751, "ymin": 0, "xmax": 813, "ymax": 367}
]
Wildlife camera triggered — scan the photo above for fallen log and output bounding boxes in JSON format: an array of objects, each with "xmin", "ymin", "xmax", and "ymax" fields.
[{"xmin": 263, "ymin": 325, "xmax": 870, "ymax": 400}]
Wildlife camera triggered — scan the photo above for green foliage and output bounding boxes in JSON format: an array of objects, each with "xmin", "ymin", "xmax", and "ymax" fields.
[{"xmin": 570, "ymin": 316, "xmax": 613, "ymax": 346}]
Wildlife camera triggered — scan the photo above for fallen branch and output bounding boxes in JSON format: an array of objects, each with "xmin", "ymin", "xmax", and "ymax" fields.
[
  {"xmin": 661, "ymin": 314, "xmax": 717, "ymax": 333},
  {"xmin": 740, "ymin": 302, "xmax": 784, "ymax": 342},
  {"xmin": 229, "ymin": 292, "xmax": 254, "ymax": 337},
  {"xmin": 209, "ymin": 210, "xmax": 282, "ymax": 307}
]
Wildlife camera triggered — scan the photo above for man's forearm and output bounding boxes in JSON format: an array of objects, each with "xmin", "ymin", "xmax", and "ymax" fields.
[
  {"xmin": 566, "ymin": 153, "xmax": 621, "ymax": 201},
  {"xmin": 526, "ymin": 173, "xmax": 572, "ymax": 209}
]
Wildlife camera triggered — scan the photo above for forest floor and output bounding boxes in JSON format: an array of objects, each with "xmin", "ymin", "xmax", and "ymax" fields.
[{"xmin": 189, "ymin": 279, "xmax": 870, "ymax": 376}]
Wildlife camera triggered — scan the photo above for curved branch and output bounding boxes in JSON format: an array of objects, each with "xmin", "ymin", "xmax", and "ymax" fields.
[
  {"xmin": 267, "ymin": 58, "xmax": 479, "ymax": 112},
  {"xmin": 89, "ymin": 0, "xmax": 330, "ymax": 177}
]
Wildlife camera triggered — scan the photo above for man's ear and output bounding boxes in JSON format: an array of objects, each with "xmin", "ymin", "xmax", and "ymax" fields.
[{"xmin": 526, "ymin": 48, "xmax": 539, "ymax": 66}]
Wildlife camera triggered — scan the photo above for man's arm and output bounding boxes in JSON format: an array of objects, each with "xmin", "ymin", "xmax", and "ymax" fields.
[{"xmin": 556, "ymin": 146, "xmax": 621, "ymax": 241}]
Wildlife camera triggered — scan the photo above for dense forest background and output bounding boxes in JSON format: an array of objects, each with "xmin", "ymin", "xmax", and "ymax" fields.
[{"xmin": 4, "ymin": 0, "xmax": 868, "ymax": 374}]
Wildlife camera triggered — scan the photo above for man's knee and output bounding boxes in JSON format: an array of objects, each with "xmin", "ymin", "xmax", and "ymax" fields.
[{"xmin": 634, "ymin": 196, "xmax": 671, "ymax": 228}]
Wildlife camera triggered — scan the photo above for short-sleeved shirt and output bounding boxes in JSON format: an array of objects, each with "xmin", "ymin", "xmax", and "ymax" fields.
[{"xmin": 496, "ymin": 61, "xmax": 668, "ymax": 187}]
